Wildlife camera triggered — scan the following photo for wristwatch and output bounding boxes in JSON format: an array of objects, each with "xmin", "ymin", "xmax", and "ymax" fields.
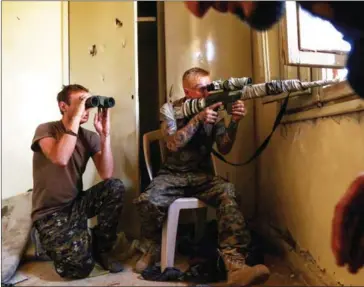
[{"xmin": 65, "ymin": 129, "xmax": 78, "ymax": 137}]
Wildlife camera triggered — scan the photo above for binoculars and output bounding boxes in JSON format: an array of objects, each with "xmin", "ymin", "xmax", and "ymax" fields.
[{"xmin": 85, "ymin": 95, "xmax": 115, "ymax": 109}]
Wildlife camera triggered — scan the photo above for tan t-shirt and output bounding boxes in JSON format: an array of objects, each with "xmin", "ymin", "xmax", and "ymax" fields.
[{"xmin": 31, "ymin": 121, "xmax": 101, "ymax": 223}]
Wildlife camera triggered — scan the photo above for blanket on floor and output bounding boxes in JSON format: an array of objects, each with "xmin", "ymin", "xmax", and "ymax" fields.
[{"xmin": 1, "ymin": 192, "xmax": 33, "ymax": 284}]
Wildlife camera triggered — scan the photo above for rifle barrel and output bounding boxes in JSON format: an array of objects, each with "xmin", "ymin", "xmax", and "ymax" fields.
[{"xmin": 239, "ymin": 78, "xmax": 340, "ymax": 100}]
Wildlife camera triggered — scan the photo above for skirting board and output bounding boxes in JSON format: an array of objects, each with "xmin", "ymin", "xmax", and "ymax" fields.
[{"xmin": 252, "ymin": 220, "xmax": 341, "ymax": 286}]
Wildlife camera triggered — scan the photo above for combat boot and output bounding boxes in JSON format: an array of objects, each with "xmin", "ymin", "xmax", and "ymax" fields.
[
  {"xmin": 134, "ymin": 244, "xmax": 161, "ymax": 274},
  {"xmin": 91, "ymin": 227, "xmax": 124, "ymax": 273},
  {"xmin": 219, "ymin": 248, "xmax": 270, "ymax": 286},
  {"xmin": 95, "ymin": 252, "xmax": 124, "ymax": 273}
]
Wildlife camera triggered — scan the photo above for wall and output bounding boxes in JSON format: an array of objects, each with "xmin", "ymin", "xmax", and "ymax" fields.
[
  {"xmin": 164, "ymin": 2, "xmax": 257, "ymax": 217},
  {"xmin": 1, "ymin": 3, "xmax": 2, "ymax": 200},
  {"xmin": 69, "ymin": 2, "xmax": 140, "ymax": 238},
  {"xmin": 254, "ymin": 25, "xmax": 364, "ymax": 285},
  {"xmin": 1, "ymin": 1, "xmax": 68, "ymax": 199}
]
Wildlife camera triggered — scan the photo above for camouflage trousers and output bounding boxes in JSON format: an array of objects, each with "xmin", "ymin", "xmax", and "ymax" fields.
[
  {"xmin": 134, "ymin": 168, "xmax": 251, "ymax": 254},
  {"xmin": 34, "ymin": 178, "xmax": 125, "ymax": 279}
]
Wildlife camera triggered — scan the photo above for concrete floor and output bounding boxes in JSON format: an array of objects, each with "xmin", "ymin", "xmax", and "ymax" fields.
[{"xmin": 17, "ymin": 254, "xmax": 307, "ymax": 286}]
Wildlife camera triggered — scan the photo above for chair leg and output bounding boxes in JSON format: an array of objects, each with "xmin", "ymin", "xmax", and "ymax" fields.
[
  {"xmin": 194, "ymin": 207, "xmax": 207, "ymax": 244},
  {"xmin": 161, "ymin": 204, "xmax": 180, "ymax": 272}
]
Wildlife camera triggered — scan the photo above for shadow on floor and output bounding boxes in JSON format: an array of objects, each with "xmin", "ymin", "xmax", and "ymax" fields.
[{"xmin": 17, "ymin": 253, "xmax": 307, "ymax": 286}]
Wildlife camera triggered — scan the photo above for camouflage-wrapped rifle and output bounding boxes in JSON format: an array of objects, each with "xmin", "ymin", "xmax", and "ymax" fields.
[{"xmin": 173, "ymin": 77, "xmax": 340, "ymax": 119}]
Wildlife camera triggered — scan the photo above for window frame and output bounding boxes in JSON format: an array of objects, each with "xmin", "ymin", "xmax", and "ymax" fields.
[
  {"xmin": 281, "ymin": 1, "xmax": 348, "ymax": 69},
  {"xmin": 258, "ymin": 0, "xmax": 363, "ymax": 120}
]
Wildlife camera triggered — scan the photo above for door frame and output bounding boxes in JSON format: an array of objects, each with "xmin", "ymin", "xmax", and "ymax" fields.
[{"xmin": 61, "ymin": 1, "xmax": 69, "ymax": 86}]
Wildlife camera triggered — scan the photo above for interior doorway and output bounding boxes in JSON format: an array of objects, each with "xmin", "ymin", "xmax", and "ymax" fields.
[{"xmin": 137, "ymin": 1, "xmax": 165, "ymax": 191}]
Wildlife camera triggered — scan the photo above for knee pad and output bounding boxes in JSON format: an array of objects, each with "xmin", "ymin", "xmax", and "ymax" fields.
[
  {"xmin": 105, "ymin": 178, "xmax": 125, "ymax": 198},
  {"xmin": 105, "ymin": 178, "xmax": 124, "ymax": 188}
]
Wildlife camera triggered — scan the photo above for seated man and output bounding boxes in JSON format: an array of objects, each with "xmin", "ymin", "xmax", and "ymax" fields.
[
  {"xmin": 31, "ymin": 84, "xmax": 125, "ymax": 279},
  {"xmin": 134, "ymin": 67, "xmax": 270, "ymax": 286}
]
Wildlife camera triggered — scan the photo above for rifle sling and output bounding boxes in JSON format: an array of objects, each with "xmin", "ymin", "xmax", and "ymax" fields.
[{"xmin": 211, "ymin": 93, "xmax": 290, "ymax": 166}]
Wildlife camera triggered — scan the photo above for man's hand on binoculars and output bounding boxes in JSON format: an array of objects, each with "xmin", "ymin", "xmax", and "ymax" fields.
[
  {"xmin": 94, "ymin": 107, "xmax": 110, "ymax": 138},
  {"xmin": 68, "ymin": 93, "xmax": 92, "ymax": 121}
]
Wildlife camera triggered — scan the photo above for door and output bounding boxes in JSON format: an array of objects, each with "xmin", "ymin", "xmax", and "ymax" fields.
[{"xmin": 69, "ymin": 2, "xmax": 140, "ymax": 238}]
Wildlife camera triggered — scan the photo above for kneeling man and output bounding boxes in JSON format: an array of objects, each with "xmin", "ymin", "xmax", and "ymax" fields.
[{"xmin": 31, "ymin": 84, "xmax": 125, "ymax": 279}]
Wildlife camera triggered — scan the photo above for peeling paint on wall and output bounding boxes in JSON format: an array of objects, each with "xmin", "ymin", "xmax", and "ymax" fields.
[
  {"xmin": 89, "ymin": 44, "xmax": 97, "ymax": 56},
  {"xmin": 115, "ymin": 18, "xmax": 123, "ymax": 28},
  {"xmin": 168, "ymin": 84, "xmax": 174, "ymax": 103}
]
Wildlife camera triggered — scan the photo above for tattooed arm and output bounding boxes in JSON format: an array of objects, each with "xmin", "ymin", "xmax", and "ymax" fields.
[
  {"xmin": 160, "ymin": 101, "xmax": 224, "ymax": 152},
  {"xmin": 160, "ymin": 102, "xmax": 202, "ymax": 152},
  {"xmin": 161, "ymin": 116, "xmax": 202, "ymax": 152},
  {"xmin": 214, "ymin": 119, "xmax": 240, "ymax": 155},
  {"xmin": 214, "ymin": 100, "xmax": 246, "ymax": 154}
]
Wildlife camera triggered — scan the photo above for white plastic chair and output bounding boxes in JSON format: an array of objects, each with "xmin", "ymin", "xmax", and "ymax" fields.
[{"xmin": 142, "ymin": 129, "xmax": 217, "ymax": 272}]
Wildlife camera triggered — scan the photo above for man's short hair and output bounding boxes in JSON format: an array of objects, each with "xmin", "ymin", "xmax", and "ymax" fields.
[
  {"xmin": 182, "ymin": 67, "xmax": 210, "ymax": 83},
  {"xmin": 57, "ymin": 84, "xmax": 89, "ymax": 114},
  {"xmin": 57, "ymin": 84, "xmax": 89, "ymax": 105}
]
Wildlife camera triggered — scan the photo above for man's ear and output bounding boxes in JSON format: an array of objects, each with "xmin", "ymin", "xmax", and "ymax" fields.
[
  {"xmin": 183, "ymin": 88, "xmax": 189, "ymax": 97},
  {"xmin": 59, "ymin": 101, "xmax": 68, "ymax": 114}
]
